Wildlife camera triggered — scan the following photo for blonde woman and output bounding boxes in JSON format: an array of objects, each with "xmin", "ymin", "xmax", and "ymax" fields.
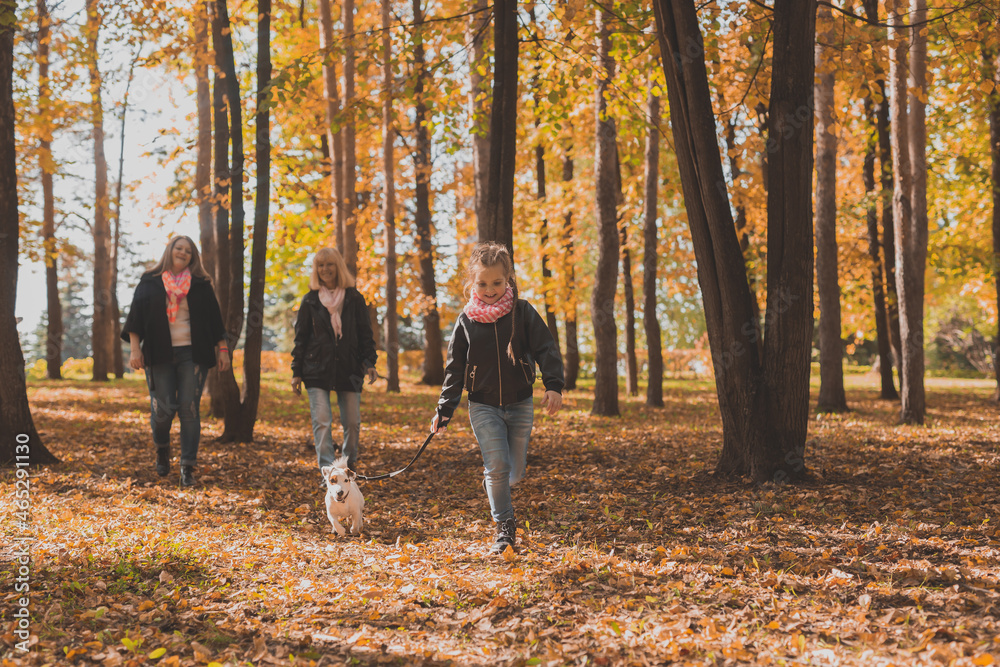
[
  {"xmin": 291, "ymin": 248, "xmax": 377, "ymax": 476},
  {"xmin": 121, "ymin": 236, "xmax": 229, "ymax": 487}
]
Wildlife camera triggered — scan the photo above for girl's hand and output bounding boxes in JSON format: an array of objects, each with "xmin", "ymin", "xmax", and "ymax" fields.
[
  {"xmin": 291, "ymin": 377, "xmax": 302, "ymax": 395},
  {"xmin": 366, "ymin": 368, "xmax": 378, "ymax": 385},
  {"xmin": 431, "ymin": 414, "xmax": 449, "ymax": 433},
  {"xmin": 542, "ymin": 390, "xmax": 563, "ymax": 416},
  {"xmin": 217, "ymin": 349, "xmax": 231, "ymax": 372},
  {"xmin": 128, "ymin": 349, "xmax": 144, "ymax": 370}
]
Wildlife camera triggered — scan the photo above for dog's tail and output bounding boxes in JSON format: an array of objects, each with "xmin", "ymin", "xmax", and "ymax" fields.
[{"xmin": 332, "ymin": 455, "xmax": 350, "ymax": 470}]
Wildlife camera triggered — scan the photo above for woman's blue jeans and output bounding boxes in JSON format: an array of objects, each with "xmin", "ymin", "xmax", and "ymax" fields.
[
  {"xmin": 145, "ymin": 346, "xmax": 207, "ymax": 467},
  {"xmin": 469, "ymin": 397, "xmax": 534, "ymax": 523},
  {"xmin": 306, "ymin": 388, "xmax": 362, "ymax": 470}
]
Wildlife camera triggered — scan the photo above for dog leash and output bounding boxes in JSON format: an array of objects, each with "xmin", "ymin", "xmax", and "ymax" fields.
[{"xmin": 355, "ymin": 431, "xmax": 436, "ymax": 482}]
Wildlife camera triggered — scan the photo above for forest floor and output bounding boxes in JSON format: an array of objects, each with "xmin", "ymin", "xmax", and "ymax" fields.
[{"xmin": 2, "ymin": 371, "xmax": 1000, "ymax": 666}]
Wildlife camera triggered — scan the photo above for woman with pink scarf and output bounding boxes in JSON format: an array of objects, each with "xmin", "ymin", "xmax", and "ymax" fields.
[
  {"xmin": 291, "ymin": 248, "xmax": 378, "ymax": 477},
  {"xmin": 121, "ymin": 236, "xmax": 229, "ymax": 487}
]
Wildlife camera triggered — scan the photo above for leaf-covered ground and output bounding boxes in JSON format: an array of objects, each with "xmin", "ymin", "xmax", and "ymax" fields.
[{"xmin": 2, "ymin": 373, "xmax": 1000, "ymax": 666}]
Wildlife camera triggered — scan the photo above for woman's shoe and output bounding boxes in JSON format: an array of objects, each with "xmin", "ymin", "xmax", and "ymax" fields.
[
  {"xmin": 180, "ymin": 466, "xmax": 195, "ymax": 487},
  {"xmin": 489, "ymin": 518, "xmax": 517, "ymax": 555},
  {"xmin": 156, "ymin": 448, "xmax": 170, "ymax": 477}
]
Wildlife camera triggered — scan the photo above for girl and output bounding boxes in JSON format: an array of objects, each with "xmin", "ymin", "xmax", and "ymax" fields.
[
  {"xmin": 291, "ymin": 248, "xmax": 378, "ymax": 476},
  {"xmin": 121, "ymin": 236, "xmax": 229, "ymax": 487},
  {"xmin": 432, "ymin": 242, "xmax": 564, "ymax": 555}
]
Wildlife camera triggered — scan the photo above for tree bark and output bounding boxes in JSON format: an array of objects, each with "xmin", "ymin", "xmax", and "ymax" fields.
[
  {"xmin": 986, "ymin": 48, "xmax": 1000, "ymax": 400},
  {"xmin": 212, "ymin": 0, "xmax": 252, "ymax": 439},
  {"xmin": 383, "ymin": 0, "xmax": 399, "ymax": 393},
  {"xmin": 643, "ymin": 91, "xmax": 663, "ymax": 407},
  {"xmin": 208, "ymin": 0, "xmax": 231, "ymax": 419},
  {"xmin": 341, "ymin": 0, "xmax": 358, "ymax": 275},
  {"xmin": 561, "ymin": 148, "xmax": 579, "ymax": 390},
  {"xmin": 481, "ymin": 0, "xmax": 518, "ymax": 254},
  {"xmin": 110, "ymin": 52, "xmax": 139, "ymax": 380},
  {"xmin": 889, "ymin": 0, "xmax": 926, "ymax": 424},
  {"xmin": 413, "ymin": 0, "xmax": 444, "ymax": 385},
  {"xmin": 0, "ymin": 0, "xmax": 57, "ymax": 465},
  {"xmin": 37, "ymin": 0, "xmax": 62, "ymax": 380},
  {"xmin": 195, "ymin": 0, "xmax": 215, "ymax": 282},
  {"xmin": 86, "ymin": 0, "xmax": 112, "ymax": 382},
  {"xmin": 468, "ymin": 0, "xmax": 491, "ymax": 233},
  {"xmin": 318, "ymin": 0, "xmax": 344, "ymax": 246},
  {"xmin": 654, "ymin": 0, "xmax": 816, "ymax": 482},
  {"xmin": 814, "ymin": 3, "xmax": 846, "ymax": 412},
  {"xmin": 591, "ymin": 8, "xmax": 620, "ymax": 417},
  {"xmin": 863, "ymin": 90, "xmax": 898, "ymax": 399},
  {"xmin": 529, "ymin": 6, "xmax": 559, "ymax": 346}
]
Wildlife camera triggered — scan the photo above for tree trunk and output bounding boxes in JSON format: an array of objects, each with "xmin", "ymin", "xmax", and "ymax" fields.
[
  {"xmin": 621, "ymin": 225, "xmax": 637, "ymax": 397},
  {"xmin": 208, "ymin": 0, "xmax": 231, "ymax": 419},
  {"xmin": 643, "ymin": 91, "xmax": 663, "ymax": 407},
  {"xmin": 889, "ymin": 0, "xmax": 926, "ymax": 424},
  {"xmin": 863, "ymin": 90, "xmax": 898, "ymax": 400},
  {"xmin": 318, "ymin": 0, "xmax": 344, "ymax": 246},
  {"xmin": 591, "ymin": 8, "xmax": 620, "ymax": 417},
  {"xmin": 986, "ymin": 48, "xmax": 1000, "ymax": 400},
  {"xmin": 196, "ymin": 0, "xmax": 215, "ymax": 281},
  {"xmin": 413, "ymin": 0, "xmax": 444, "ymax": 385},
  {"xmin": 37, "ymin": 0, "xmax": 62, "ymax": 380},
  {"xmin": 654, "ymin": 0, "xmax": 816, "ymax": 482},
  {"xmin": 561, "ymin": 148, "xmax": 579, "ymax": 390},
  {"xmin": 341, "ymin": 0, "xmax": 358, "ymax": 275},
  {"xmin": 212, "ymin": 0, "xmax": 250, "ymax": 439},
  {"xmin": 382, "ymin": 0, "xmax": 399, "ymax": 393},
  {"xmin": 110, "ymin": 54, "xmax": 139, "ymax": 381},
  {"xmin": 481, "ymin": 0, "xmax": 518, "ymax": 254},
  {"xmin": 468, "ymin": 0, "xmax": 491, "ymax": 233},
  {"xmin": 814, "ymin": 3, "xmax": 846, "ymax": 412},
  {"xmin": 0, "ymin": 0, "xmax": 57, "ymax": 466},
  {"xmin": 86, "ymin": 0, "xmax": 112, "ymax": 382},
  {"xmin": 529, "ymin": 6, "xmax": 558, "ymax": 346}
]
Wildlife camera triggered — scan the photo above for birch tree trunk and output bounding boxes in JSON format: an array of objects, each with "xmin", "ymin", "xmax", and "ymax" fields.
[
  {"xmin": 341, "ymin": 0, "xmax": 358, "ymax": 274},
  {"xmin": 591, "ymin": 8, "xmax": 620, "ymax": 417},
  {"xmin": 318, "ymin": 0, "xmax": 343, "ymax": 246},
  {"xmin": 0, "ymin": 0, "xmax": 57, "ymax": 465},
  {"xmin": 383, "ymin": 0, "xmax": 400, "ymax": 393},
  {"xmin": 643, "ymin": 92, "xmax": 663, "ymax": 407},
  {"xmin": 37, "ymin": 0, "xmax": 62, "ymax": 380},
  {"xmin": 413, "ymin": 0, "xmax": 444, "ymax": 385},
  {"xmin": 86, "ymin": 0, "xmax": 112, "ymax": 382},
  {"xmin": 814, "ymin": 3, "xmax": 847, "ymax": 412}
]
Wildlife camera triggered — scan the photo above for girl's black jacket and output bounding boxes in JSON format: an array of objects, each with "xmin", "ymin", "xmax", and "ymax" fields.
[
  {"xmin": 436, "ymin": 300, "xmax": 564, "ymax": 424},
  {"xmin": 120, "ymin": 273, "xmax": 226, "ymax": 368},
  {"xmin": 291, "ymin": 288, "xmax": 377, "ymax": 393}
]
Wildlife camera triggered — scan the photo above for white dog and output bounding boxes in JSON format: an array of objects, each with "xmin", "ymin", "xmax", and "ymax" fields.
[{"xmin": 321, "ymin": 457, "xmax": 365, "ymax": 536}]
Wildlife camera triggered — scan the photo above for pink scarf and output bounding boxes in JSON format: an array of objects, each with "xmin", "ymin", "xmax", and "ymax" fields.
[
  {"xmin": 464, "ymin": 285, "xmax": 514, "ymax": 324},
  {"xmin": 162, "ymin": 269, "xmax": 191, "ymax": 323},
  {"xmin": 318, "ymin": 285, "xmax": 345, "ymax": 339}
]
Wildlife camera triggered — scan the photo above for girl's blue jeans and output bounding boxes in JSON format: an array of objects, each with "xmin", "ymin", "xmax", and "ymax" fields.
[
  {"xmin": 469, "ymin": 397, "xmax": 534, "ymax": 523},
  {"xmin": 306, "ymin": 388, "xmax": 362, "ymax": 470},
  {"xmin": 145, "ymin": 346, "xmax": 207, "ymax": 467}
]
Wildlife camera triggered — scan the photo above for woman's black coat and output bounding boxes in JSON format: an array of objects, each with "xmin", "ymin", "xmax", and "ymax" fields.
[
  {"xmin": 291, "ymin": 288, "xmax": 377, "ymax": 392},
  {"xmin": 120, "ymin": 272, "xmax": 226, "ymax": 368}
]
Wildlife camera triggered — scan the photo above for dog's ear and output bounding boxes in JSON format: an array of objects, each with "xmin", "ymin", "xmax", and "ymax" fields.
[
  {"xmin": 346, "ymin": 469, "xmax": 357, "ymax": 482},
  {"xmin": 320, "ymin": 465, "xmax": 333, "ymax": 479}
]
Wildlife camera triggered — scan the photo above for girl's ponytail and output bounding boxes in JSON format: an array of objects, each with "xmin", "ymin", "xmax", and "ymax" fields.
[{"xmin": 506, "ymin": 274, "xmax": 519, "ymax": 363}]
